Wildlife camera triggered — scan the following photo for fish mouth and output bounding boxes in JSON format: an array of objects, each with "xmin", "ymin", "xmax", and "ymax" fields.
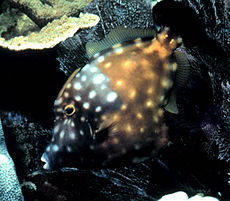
[
  {"xmin": 41, "ymin": 152, "xmax": 51, "ymax": 170},
  {"xmin": 41, "ymin": 150, "xmax": 68, "ymax": 170},
  {"xmin": 40, "ymin": 122, "xmax": 111, "ymax": 170}
]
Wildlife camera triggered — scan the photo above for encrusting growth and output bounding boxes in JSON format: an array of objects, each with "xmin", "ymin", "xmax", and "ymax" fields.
[
  {"xmin": 0, "ymin": 13, "xmax": 100, "ymax": 50},
  {"xmin": 0, "ymin": 0, "xmax": 99, "ymax": 51},
  {"xmin": 8, "ymin": 0, "xmax": 94, "ymax": 27}
]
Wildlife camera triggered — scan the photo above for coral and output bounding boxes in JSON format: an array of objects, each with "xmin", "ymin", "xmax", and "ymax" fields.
[
  {"xmin": 0, "ymin": 116, "xmax": 24, "ymax": 201},
  {"xmin": 8, "ymin": 0, "xmax": 94, "ymax": 27},
  {"xmin": 0, "ymin": 2, "xmax": 39, "ymax": 39},
  {"xmin": 0, "ymin": 0, "xmax": 99, "ymax": 51},
  {"xmin": 0, "ymin": 12, "xmax": 99, "ymax": 50},
  {"xmin": 158, "ymin": 191, "xmax": 219, "ymax": 201}
]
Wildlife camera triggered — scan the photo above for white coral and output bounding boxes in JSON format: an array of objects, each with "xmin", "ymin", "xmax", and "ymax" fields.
[
  {"xmin": 0, "ymin": 118, "xmax": 24, "ymax": 200},
  {"xmin": 158, "ymin": 191, "xmax": 219, "ymax": 201},
  {"xmin": 0, "ymin": 13, "xmax": 100, "ymax": 50}
]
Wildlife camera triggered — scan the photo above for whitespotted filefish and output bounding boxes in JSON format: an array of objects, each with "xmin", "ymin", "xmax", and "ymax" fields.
[{"xmin": 41, "ymin": 27, "xmax": 189, "ymax": 170}]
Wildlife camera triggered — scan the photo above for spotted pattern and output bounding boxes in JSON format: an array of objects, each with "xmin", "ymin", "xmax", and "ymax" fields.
[{"xmin": 42, "ymin": 29, "xmax": 181, "ymax": 170}]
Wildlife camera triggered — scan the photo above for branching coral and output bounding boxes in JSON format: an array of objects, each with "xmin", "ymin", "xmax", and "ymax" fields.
[
  {"xmin": 0, "ymin": 12, "xmax": 99, "ymax": 50},
  {"xmin": 0, "ymin": 116, "xmax": 24, "ymax": 201},
  {"xmin": 8, "ymin": 0, "xmax": 94, "ymax": 27}
]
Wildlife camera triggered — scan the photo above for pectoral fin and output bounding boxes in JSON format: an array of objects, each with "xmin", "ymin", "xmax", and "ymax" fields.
[
  {"xmin": 164, "ymin": 49, "xmax": 190, "ymax": 114},
  {"xmin": 164, "ymin": 88, "xmax": 179, "ymax": 114}
]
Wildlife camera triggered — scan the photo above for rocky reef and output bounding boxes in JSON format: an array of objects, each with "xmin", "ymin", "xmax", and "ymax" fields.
[{"xmin": 0, "ymin": 0, "xmax": 229, "ymax": 200}]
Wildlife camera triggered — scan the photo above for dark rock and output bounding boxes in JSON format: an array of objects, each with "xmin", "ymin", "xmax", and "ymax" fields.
[
  {"xmin": 153, "ymin": 0, "xmax": 230, "ymax": 185},
  {"xmin": 1, "ymin": 111, "xmax": 52, "ymax": 177}
]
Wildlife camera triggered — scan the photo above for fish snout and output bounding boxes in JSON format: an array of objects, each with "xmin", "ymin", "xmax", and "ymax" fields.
[{"xmin": 41, "ymin": 151, "xmax": 54, "ymax": 170}]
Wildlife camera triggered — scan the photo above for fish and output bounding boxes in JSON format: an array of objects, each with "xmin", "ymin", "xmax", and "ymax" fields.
[{"xmin": 41, "ymin": 27, "xmax": 186, "ymax": 170}]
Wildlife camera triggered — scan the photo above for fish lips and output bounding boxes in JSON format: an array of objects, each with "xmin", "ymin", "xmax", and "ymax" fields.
[
  {"xmin": 41, "ymin": 125, "xmax": 108, "ymax": 170},
  {"xmin": 41, "ymin": 145, "xmax": 108, "ymax": 170}
]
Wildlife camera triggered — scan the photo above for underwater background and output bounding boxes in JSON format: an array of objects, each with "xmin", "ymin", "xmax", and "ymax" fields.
[{"xmin": 0, "ymin": 0, "xmax": 229, "ymax": 200}]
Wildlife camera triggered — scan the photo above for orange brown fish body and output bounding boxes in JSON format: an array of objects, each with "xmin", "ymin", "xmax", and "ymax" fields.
[{"xmin": 41, "ymin": 28, "xmax": 182, "ymax": 170}]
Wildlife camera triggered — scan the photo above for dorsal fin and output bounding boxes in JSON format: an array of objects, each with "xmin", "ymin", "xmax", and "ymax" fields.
[{"xmin": 86, "ymin": 26, "xmax": 156, "ymax": 58}]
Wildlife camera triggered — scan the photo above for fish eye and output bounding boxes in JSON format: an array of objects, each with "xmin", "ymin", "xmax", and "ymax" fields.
[{"xmin": 64, "ymin": 104, "xmax": 76, "ymax": 116}]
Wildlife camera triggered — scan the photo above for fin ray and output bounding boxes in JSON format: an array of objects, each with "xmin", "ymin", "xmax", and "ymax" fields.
[
  {"xmin": 164, "ymin": 50, "xmax": 190, "ymax": 114},
  {"xmin": 86, "ymin": 26, "xmax": 156, "ymax": 58}
]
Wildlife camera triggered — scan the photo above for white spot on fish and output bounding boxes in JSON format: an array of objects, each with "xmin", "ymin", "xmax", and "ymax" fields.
[
  {"xmin": 83, "ymin": 102, "xmax": 90, "ymax": 109},
  {"xmin": 97, "ymin": 55, "xmax": 105, "ymax": 63},
  {"xmin": 64, "ymin": 119, "xmax": 69, "ymax": 125},
  {"xmin": 53, "ymin": 125, "xmax": 60, "ymax": 134},
  {"xmin": 95, "ymin": 106, "xmax": 102, "ymax": 112},
  {"xmin": 66, "ymin": 146, "xmax": 72, "ymax": 152},
  {"xmin": 93, "ymin": 74, "xmax": 105, "ymax": 84},
  {"xmin": 46, "ymin": 146, "xmax": 51, "ymax": 152},
  {"xmin": 101, "ymin": 85, "xmax": 107, "ymax": 90},
  {"xmin": 76, "ymin": 73, "xmax": 80, "ymax": 77},
  {"xmin": 81, "ymin": 75, "xmax": 87, "ymax": 82},
  {"xmin": 90, "ymin": 145, "xmax": 95, "ymax": 150},
  {"xmin": 67, "ymin": 119, "xmax": 72, "ymax": 125},
  {"xmin": 71, "ymin": 121, "xmax": 75, "ymax": 127},
  {"xmin": 89, "ymin": 90, "xmax": 97, "ymax": 99},
  {"xmin": 115, "ymin": 47, "xmax": 124, "ymax": 54},
  {"xmin": 64, "ymin": 92, "xmax": 69, "ymax": 98},
  {"xmin": 59, "ymin": 130, "xmax": 65, "ymax": 139},
  {"xmin": 75, "ymin": 95, "xmax": 81, "ymax": 101},
  {"xmin": 93, "ymin": 52, "xmax": 100, "ymax": 58},
  {"xmin": 80, "ymin": 116, "xmax": 85, "ymax": 122},
  {"xmin": 74, "ymin": 82, "xmax": 82, "ymax": 90},
  {"xmin": 79, "ymin": 130, "xmax": 84, "ymax": 135},
  {"xmin": 55, "ymin": 98, "xmax": 63, "ymax": 105},
  {"xmin": 52, "ymin": 145, "xmax": 59, "ymax": 152},
  {"xmin": 134, "ymin": 144, "xmax": 141, "ymax": 150},
  {"xmin": 69, "ymin": 132, "xmax": 75, "ymax": 140},
  {"xmin": 82, "ymin": 64, "xmax": 89, "ymax": 70},
  {"xmin": 159, "ymin": 95, "xmax": 164, "ymax": 102},
  {"xmin": 106, "ymin": 91, "xmax": 118, "ymax": 102},
  {"xmin": 90, "ymin": 66, "xmax": 98, "ymax": 73},
  {"xmin": 66, "ymin": 83, "xmax": 71, "ymax": 88}
]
